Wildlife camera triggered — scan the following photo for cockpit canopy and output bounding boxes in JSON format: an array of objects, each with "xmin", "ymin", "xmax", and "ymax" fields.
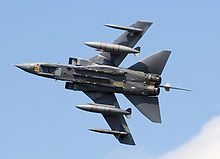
[{"xmin": 41, "ymin": 66, "xmax": 56, "ymax": 74}]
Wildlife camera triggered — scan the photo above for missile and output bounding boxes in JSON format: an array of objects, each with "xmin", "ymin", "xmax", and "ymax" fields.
[
  {"xmin": 84, "ymin": 42, "xmax": 140, "ymax": 57},
  {"xmin": 76, "ymin": 103, "xmax": 131, "ymax": 118}
]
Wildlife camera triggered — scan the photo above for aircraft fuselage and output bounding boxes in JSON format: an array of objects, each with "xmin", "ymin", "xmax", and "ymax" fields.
[{"xmin": 16, "ymin": 62, "xmax": 161, "ymax": 96}]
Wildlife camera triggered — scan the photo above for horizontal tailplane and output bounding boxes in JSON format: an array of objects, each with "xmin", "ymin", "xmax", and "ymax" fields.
[{"xmin": 124, "ymin": 94, "xmax": 161, "ymax": 123}]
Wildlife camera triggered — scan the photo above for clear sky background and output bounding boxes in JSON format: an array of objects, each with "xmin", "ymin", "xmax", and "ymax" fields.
[{"xmin": 1, "ymin": 0, "xmax": 220, "ymax": 159}]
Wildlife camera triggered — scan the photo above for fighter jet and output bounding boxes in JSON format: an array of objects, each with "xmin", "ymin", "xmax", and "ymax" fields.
[{"xmin": 16, "ymin": 20, "xmax": 190, "ymax": 145}]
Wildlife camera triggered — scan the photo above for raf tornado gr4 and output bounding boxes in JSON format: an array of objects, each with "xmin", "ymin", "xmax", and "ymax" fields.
[{"xmin": 16, "ymin": 20, "xmax": 190, "ymax": 145}]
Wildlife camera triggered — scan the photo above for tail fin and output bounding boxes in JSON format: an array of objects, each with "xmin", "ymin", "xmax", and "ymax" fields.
[
  {"xmin": 124, "ymin": 94, "xmax": 161, "ymax": 123},
  {"xmin": 129, "ymin": 50, "xmax": 171, "ymax": 75}
]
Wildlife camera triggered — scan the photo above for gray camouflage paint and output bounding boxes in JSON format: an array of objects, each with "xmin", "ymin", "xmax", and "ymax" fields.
[{"xmin": 15, "ymin": 20, "xmax": 174, "ymax": 145}]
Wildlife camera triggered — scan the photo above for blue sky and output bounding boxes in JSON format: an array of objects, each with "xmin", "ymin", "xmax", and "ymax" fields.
[{"xmin": 1, "ymin": 0, "xmax": 220, "ymax": 158}]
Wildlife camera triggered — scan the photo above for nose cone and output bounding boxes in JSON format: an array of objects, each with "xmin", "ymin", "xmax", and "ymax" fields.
[
  {"xmin": 84, "ymin": 42, "xmax": 99, "ymax": 48},
  {"xmin": 15, "ymin": 63, "xmax": 35, "ymax": 73},
  {"xmin": 76, "ymin": 105, "xmax": 92, "ymax": 112},
  {"xmin": 76, "ymin": 105, "xmax": 89, "ymax": 110}
]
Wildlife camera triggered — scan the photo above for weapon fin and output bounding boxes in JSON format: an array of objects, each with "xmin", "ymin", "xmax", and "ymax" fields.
[
  {"xmin": 134, "ymin": 47, "xmax": 140, "ymax": 57},
  {"xmin": 125, "ymin": 108, "xmax": 132, "ymax": 119}
]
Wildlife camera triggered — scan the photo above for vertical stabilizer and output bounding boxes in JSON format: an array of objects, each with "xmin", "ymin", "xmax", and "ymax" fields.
[{"xmin": 129, "ymin": 50, "xmax": 171, "ymax": 75}]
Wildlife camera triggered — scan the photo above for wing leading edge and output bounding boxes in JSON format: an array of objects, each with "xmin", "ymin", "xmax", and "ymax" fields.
[{"xmin": 83, "ymin": 91, "xmax": 135, "ymax": 145}]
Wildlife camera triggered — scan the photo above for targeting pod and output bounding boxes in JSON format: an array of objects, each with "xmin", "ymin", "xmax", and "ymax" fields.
[{"xmin": 76, "ymin": 103, "xmax": 131, "ymax": 118}]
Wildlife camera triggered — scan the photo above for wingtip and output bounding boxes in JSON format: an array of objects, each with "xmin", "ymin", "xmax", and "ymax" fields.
[
  {"xmin": 159, "ymin": 50, "xmax": 172, "ymax": 54},
  {"xmin": 137, "ymin": 20, "xmax": 153, "ymax": 24}
]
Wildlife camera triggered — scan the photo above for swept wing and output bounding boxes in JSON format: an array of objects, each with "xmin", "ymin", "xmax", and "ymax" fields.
[
  {"xmin": 83, "ymin": 91, "xmax": 135, "ymax": 145},
  {"xmin": 89, "ymin": 20, "xmax": 152, "ymax": 66}
]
